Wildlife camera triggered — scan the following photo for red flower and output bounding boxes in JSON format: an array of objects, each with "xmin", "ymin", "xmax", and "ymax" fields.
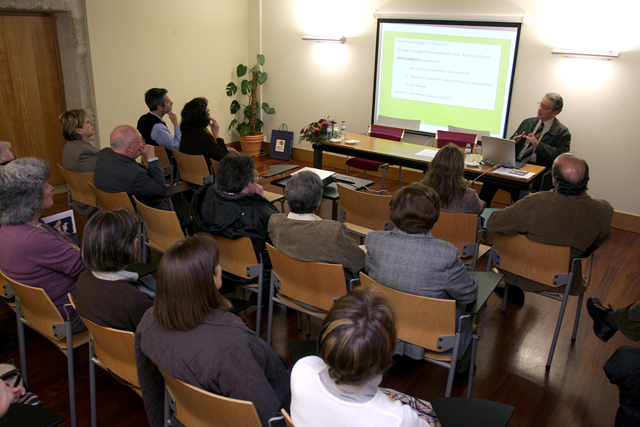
[
  {"xmin": 322, "ymin": 123, "xmax": 328, "ymax": 129},
  {"xmin": 313, "ymin": 129, "xmax": 320, "ymax": 136},
  {"xmin": 300, "ymin": 129, "xmax": 305, "ymax": 134}
]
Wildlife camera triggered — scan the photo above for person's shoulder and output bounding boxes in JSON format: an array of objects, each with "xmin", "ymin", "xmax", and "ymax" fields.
[{"xmin": 293, "ymin": 355, "xmax": 324, "ymax": 373}]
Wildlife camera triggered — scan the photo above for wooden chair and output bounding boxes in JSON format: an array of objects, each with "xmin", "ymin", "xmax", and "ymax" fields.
[
  {"xmin": 486, "ymin": 233, "xmax": 594, "ymax": 367},
  {"xmin": 68, "ymin": 294, "xmax": 139, "ymax": 427},
  {"xmin": 436, "ymin": 130, "xmax": 477, "ymax": 151},
  {"xmin": 88, "ymin": 182, "xmax": 135, "ymax": 213},
  {"xmin": 281, "ymin": 409, "xmax": 295, "ymax": 427},
  {"xmin": 360, "ymin": 273, "xmax": 479, "ymax": 397},
  {"xmin": 57, "ymin": 164, "xmax": 97, "ymax": 211},
  {"xmin": 142, "ymin": 146, "xmax": 175, "ymax": 185},
  {"xmin": 0, "ymin": 271, "xmax": 16, "ymax": 312},
  {"xmin": 265, "ymin": 244, "xmax": 348, "ymax": 345},
  {"xmin": 5, "ymin": 277, "xmax": 89, "ymax": 427},
  {"xmin": 337, "ymin": 184, "xmax": 392, "ymax": 243},
  {"xmin": 213, "ymin": 236, "xmax": 265, "ymax": 336},
  {"xmin": 430, "ymin": 211, "xmax": 490, "ymax": 271},
  {"xmin": 159, "ymin": 368, "xmax": 283, "ymax": 427},
  {"xmin": 171, "ymin": 149, "xmax": 213, "ymax": 186},
  {"xmin": 133, "ymin": 197, "xmax": 184, "ymax": 261}
]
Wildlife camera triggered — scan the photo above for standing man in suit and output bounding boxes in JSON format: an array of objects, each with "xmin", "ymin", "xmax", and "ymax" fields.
[
  {"xmin": 136, "ymin": 88, "xmax": 181, "ymax": 152},
  {"xmin": 94, "ymin": 125, "xmax": 169, "ymax": 210},
  {"xmin": 479, "ymin": 92, "xmax": 571, "ymax": 205}
]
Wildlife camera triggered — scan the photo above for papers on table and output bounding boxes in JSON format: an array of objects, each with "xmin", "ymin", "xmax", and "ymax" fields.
[
  {"xmin": 492, "ymin": 167, "xmax": 535, "ymax": 180},
  {"xmin": 416, "ymin": 148, "xmax": 438, "ymax": 158},
  {"xmin": 292, "ymin": 167, "xmax": 336, "ymax": 187}
]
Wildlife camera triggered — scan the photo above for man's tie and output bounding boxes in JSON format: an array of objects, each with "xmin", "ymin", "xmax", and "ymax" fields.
[{"xmin": 518, "ymin": 122, "xmax": 543, "ymax": 163}]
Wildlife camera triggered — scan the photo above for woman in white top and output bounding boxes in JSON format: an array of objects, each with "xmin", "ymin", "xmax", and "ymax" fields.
[{"xmin": 290, "ymin": 285, "xmax": 439, "ymax": 427}]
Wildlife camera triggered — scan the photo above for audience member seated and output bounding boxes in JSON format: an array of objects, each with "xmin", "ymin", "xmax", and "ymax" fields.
[
  {"xmin": 0, "ymin": 141, "xmax": 16, "ymax": 165},
  {"xmin": 59, "ymin": 108, "xmax": 100, "ymax": 218},
  {"xmin": 75, "ymin": 209, "xmax": 153, "ymax": 332},
  {"xmin": 364, "ymin": 183, "xmax": 477, "ymax": 381},
  {"xmin": 291, "ymin": 285, "xmax": 439, "ymax": 427},
  {"xmin": 136, "ymin": 88, "xmax": 181, "ymax": 152},
  {"xmin": 135, "ymin": 235, "xmax": 289, "ymax": 427},
  {"xmin": 188, "ymin": 154, "xmax": 278, "ymax": 291},
  {"xmin": 486, "ymin": 153, "xmax": 613, "ymax": 305},
  {"xmin": 268, "ymin": 170, "xmax": 364, "ymax": 285},
  {"xmin": 94, "ymin": 125, "xmax": 169, "ymax": 210},
  {"xmin": 421, "ymin": 143, "xmax": 485, "ymax": 214},
  {"xmin": 587, "ymin": 297, "xmax": 640, "ymax": 343},
  {"xmin": 0, "ymin": 158, "xmax": 86, "ymax": 333},
  {"xmin": 179, "ymin": 97, "xmax": 236, "ymax": 169}
]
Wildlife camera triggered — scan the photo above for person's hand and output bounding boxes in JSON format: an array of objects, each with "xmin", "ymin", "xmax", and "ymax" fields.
[
  {"xmin": 210, "ymin": 118, "xmax": 221, "ymax": 139},
  {"xmin": 512, "ymin": 131, "xmax": 526, "ymax": 142},
  {"xmin": 52, "ymin": 220, "xmax": 70, "ymax": 236},
  {"xmin": 167, "ymin": 112, "xmax": 179, "ymax": 127},
  {"xmin": 8, "ymin": 385, "xmax": 25, "ymax": 403},
  {"xmin": 228, "ymin": 147, "xmax": 239, "ymax": 154},
  {"xmin": 524, "ymin": 133, "xmax": 540, "ymax": 147},
  {"xmin": 142, "ymin": 143, "xmax": 156, "ymax": 159}
]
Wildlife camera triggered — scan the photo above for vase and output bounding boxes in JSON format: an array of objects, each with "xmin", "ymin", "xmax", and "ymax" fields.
[{"xmin": 239, "ymin": 133, "xmax": 264, "ymax": 156}]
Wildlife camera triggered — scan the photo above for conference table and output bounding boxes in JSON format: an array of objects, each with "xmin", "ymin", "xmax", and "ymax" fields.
[{"xmin": 313, "ymin": 133, "xmax": 546, "ymax": 197}]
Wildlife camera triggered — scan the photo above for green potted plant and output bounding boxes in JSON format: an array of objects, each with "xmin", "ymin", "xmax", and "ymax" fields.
[{"xmin": 226, "ymin": 54, "xmax": 275, "ymax": 155}]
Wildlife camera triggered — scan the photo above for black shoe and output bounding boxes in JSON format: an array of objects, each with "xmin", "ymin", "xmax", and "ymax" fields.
[
  {"xmin": 506, "ymin": 286, "xmax": 525, "ymax": 306},
  {"xmin": 587, "ymin": 297, "xmax": 617, "ymax": 342},
  {"xmin": 453, "ymin": 364, "xmax": 476, "ymax": 386},
  {"xmin": 0, "ymin": 331, "xmax": 18, "ymax": 352}
]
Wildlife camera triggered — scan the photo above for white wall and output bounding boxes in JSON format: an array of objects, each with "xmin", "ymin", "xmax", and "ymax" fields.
[
  {"xmin": 83, "ymin": 0, "xmax": 640, "ymax": 215},
  {"xmin": 84, "ymin": 0, "xmax": 249, "ymax": 148},
  {"xmin": 259, "ymin": 0, "xmax": 640, "ymax": 215}
]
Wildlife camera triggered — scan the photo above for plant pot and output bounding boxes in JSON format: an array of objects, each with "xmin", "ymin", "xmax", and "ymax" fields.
[{"xmin": 239, "ymin": 133, "xmax": 264, "ymax": 156}]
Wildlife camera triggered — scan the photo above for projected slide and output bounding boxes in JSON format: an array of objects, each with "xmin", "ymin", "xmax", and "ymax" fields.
[{"xmin": 373, "ymin": 21, "xmax": 521, "ymax": 137}]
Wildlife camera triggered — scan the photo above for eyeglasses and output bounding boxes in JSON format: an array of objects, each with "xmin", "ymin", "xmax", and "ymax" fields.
[
  {"xmin": 131, "ymin": 138, "xmax": 145, "ymax": 145},
  {"xmin": 538, "ymin": 102, "xmax": 553, "ymax": 111}
]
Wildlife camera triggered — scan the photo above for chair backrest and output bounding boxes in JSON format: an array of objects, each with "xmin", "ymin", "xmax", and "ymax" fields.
[
  {"xmin": 369, "ymin": 124, "xmax": 404, "ymax": 141},
  {"xmin": 376, "ymin": 115, "xmax": 421, "ymax": 131},
  {"xmin": 171, "ymin": 149, "xmax": 212, "ymax": 185},
  {"xmin": 88, "ymin": 182, "xmax": 136, "ymax": 213},
  {"xmin": 159, "ymin": 368, "xmax": 262, "ymax": 427},
  {"xmin": 281, "ymin": 409, "xmax": 295, "ymax": 427},
  {"xmin": 266, "ymin": 244, "xmax": 347, "ymax": 312},
  {"xmin": 211, "ymin": 159, "xmax": 220, "ymax": 175},
  {"xmin": 213, "ymin": 236, "xmax": 259, "ymax": 279},
  {"xmin": 493, "ymin": 234, "xmax": 571, "ymax": 287},
  {"xmin": 4, "ymin": 276, "xmax": 65, "ymax": 342},
  {"xmin": 447, "ymin": 125, "xmax": 490, "ymax": 142},
  {"xmin": 360, "ymin": 273, "xmax": 456, "ymax": 352},
  {"xmin": 430, "ymin": 211, "xmax": 478, "ymax": 255},
  {"xmin": 58, "ymin": 164, "xmax": 97, "ymax": 208},
  {"xmin": 154, "ymin": 146, "xmax": 172, "ymax": 171},
  {"xmin": 80, "ymin": 316, "xmax": 139, "ymax": 387},
  {"xmin": 436, "ymin": 130, "xmax": 477, "ymax": 151},
  {"xmin": 133, "ymin": 197, "xmax": 184, "ymax": 253},
  {"xmin": 337, "ymin": 184, "xmax": 391, "ymax": 231}
]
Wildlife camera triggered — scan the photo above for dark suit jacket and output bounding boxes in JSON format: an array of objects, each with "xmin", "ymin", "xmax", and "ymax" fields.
[{"xmin": 93, "ymin": 148, "xmax": 168, "ymax": 209}]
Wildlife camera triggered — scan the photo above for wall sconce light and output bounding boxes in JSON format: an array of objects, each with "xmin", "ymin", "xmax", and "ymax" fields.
[
  {"xmin": 551, "ymin": 48, "xmax": 619, "ymax": 60},
  {"xmin": 302, "ymin": 35, "xmax": 346, "ymax": 43}
]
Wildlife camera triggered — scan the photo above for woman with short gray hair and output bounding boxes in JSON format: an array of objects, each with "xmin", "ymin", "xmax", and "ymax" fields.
[{"xmin": 0, "ymin": 158, "xmax": 85, "ymax": 333}]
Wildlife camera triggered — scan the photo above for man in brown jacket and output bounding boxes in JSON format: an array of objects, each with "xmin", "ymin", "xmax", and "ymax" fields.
[{"xmin": 486, "ymin": 152, "xmax": 613, "ymax": 303}]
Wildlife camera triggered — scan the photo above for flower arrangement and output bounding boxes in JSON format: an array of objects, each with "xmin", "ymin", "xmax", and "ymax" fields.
[{"xmin": 299, "ymin": 117, "xmax": 337, "ymax": 145}]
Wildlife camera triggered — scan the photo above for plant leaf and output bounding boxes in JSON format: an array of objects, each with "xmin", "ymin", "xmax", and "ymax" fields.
[
  {"xmin": 262, "ymin": 103, "xmax": 275, "ymax": 115},
  {"xmin": 257, "ymin": 54, "xmax": 265, "ymax": 66},
  {"xmin": 228, "ymin": 118, "xmax": 237, "ymax": 130},
  {"xmin": 241, "ymin": 79, "xmax": 253, "ymax": 95},
  {"xmin": 236, "ymin": 64, "xmax": 247, "ymax": 77},
  {"xmin": 255, "ymin": 118, "xmax": 263, "ymax": 131},
  {"xmin": 243, "ymin": 105, "xmax": 252, "ymax": 119},
  {"xmin": 238, "ymin": 122, "xmax": 250, "ymax": 136},
  {"xmin": 230, "ymin": 100, "xmax": 241, "ymax": 114},
  {"xmin": 226, "ymin": 82, "xmax": 237, "ymax": 97},
  {"xmin": 257, "ymin": 71, "xmax": 267, "ymax": 85}
]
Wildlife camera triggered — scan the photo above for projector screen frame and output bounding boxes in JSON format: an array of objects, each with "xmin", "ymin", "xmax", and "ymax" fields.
[{"xmin": 371, "ymin": 18, "xmax": 523, "ymax": 139}]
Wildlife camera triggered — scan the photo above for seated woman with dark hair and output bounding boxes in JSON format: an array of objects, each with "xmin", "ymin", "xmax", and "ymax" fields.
[
  {"xmin": 179, "ymin": 97, "xmax": 236, "ymax": 168},
  {"xmin": 74, "ymin": 208, "xmax": 153, "ymax": 332},
  {"xmin": 0, "ymin": 158, "xmax": 85, "ymax": 333},
  {"xmin": 365, "ymin": 183, "xmax": 477, "ymax": 381},
  {"xmin": 135, "ymin": 234, "xmax": 289, "ymax": 427},
  {"xmin": 421, "ymin": 143, "xmax": 485, "ymax": 215},
  {"xmin": 291, "ymin": 285, "xmax": 438, "ymax": 427}
]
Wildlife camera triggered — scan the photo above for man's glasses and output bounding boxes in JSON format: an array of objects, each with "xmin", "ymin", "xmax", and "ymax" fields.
[{"xmin": 537, "ymin": 102, "xmax": 553, "ymax": 111}]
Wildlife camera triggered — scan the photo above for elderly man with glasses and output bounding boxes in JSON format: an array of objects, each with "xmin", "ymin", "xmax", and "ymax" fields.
[{"xmin": 479, "ymin": 92, "xmax": 571, "ymax": 205}]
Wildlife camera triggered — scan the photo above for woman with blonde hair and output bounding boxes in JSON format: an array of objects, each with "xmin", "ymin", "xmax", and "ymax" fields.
[{"xmin": 421, "ymin": 143, "xmax": 485, "ymax": 214}]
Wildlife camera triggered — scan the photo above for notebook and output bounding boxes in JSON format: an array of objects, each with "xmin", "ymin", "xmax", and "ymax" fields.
[{"xmin": 481, "ymin": 136, "xmax": 525, "ymax": 168}]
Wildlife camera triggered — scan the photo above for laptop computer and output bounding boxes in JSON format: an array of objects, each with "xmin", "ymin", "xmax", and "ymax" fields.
[{"xmin": 481, "ymin": 136, "xmax": 525, "ymax": 168}]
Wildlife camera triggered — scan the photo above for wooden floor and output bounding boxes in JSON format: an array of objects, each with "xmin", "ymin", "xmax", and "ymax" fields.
[{"xmin": 3, "ymin": 153, "xmax": 638, "ymax": 426}]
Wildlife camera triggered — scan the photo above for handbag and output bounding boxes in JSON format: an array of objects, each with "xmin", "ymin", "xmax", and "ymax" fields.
[{"xmin": 269, "ymin": 124, "xmax": 293, "ymax": 161}]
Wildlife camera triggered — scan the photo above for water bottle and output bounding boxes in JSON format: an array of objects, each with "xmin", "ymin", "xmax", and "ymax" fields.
[
  {"xmin": 327, "ymin": 122, "xmax": 332, "ymax": 140},
  {"xmin": 465, "ymin": 143, "xmax": 472, "ymax": 161},
  {"xmin": 333, "ymin": 124, "xmax": 340, "ymax": 140},
  {"xmin": 474, "ymin": 144, "xmax": 482, "ymax": 162},
  {"xmin": 340, "ymin": 121, "xmax": 347, "ymax": 142}
]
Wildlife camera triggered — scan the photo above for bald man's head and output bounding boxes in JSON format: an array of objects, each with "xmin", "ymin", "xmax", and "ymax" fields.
[{"xmin": 552, "ymin": 153, "xmax": 589, "ymax": 196}]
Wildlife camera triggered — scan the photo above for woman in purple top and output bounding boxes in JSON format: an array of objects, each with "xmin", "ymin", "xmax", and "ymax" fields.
[
  {"xmin": 421, "ymin": 143, "xmax": 485, "ymax": 215},
  {"xmin": 0, "ymin": 158, "xmax": 85, "ymax": 333}
]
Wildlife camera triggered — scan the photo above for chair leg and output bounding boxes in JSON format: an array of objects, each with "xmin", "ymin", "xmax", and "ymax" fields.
[
  {"xmin": 266, "ymin": 282, "xmax": 276, "ymax": 345},
  {"xmin": 380, "ymin": 167, "xmax": 387, "ymax": 193},
  {"xmin": 398, "ymin": 166, "xmax": 403, "ymax": 188},
  {"xmin": 502, "ymin": 283, "xmax": 508, "ymax": 313},
  {"xmin": 65, "ymin": 320, "xmax": 77, "ymax": 427},
  {"xmin": 255, "ymin": 280, "xmax": 263, "ymax": 337},
  {"xmin": 297, "ymin": 312, "xmax": 302, "ymax": 331},
  {"xmin": 346, "ymin": 166, "xmax": 350, "ymax": 176},
  {"xmin": 571, "ymin": 292, "xmax": 585, "ymax": 341},
  {"xmin": 363, "ymin": 171, "xmax": 368, "ymax": 179},
  {"xmin": 16, "ymin": 316, "xmax": 27, "ymax": 389},
  {"xmin": 90, "ymin": 346, "xmax": 97, "ymax": 427},
  {"xmin": 306, "ymin": 314, "xmax": 311, "ymax": 336},
  {"xmin": 546, "ymin": 283, "xmax": 573, "ymax": 368},
  {"xmin": 467, "ymin": 337, "xmax": 479, "ymax": 398}
]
